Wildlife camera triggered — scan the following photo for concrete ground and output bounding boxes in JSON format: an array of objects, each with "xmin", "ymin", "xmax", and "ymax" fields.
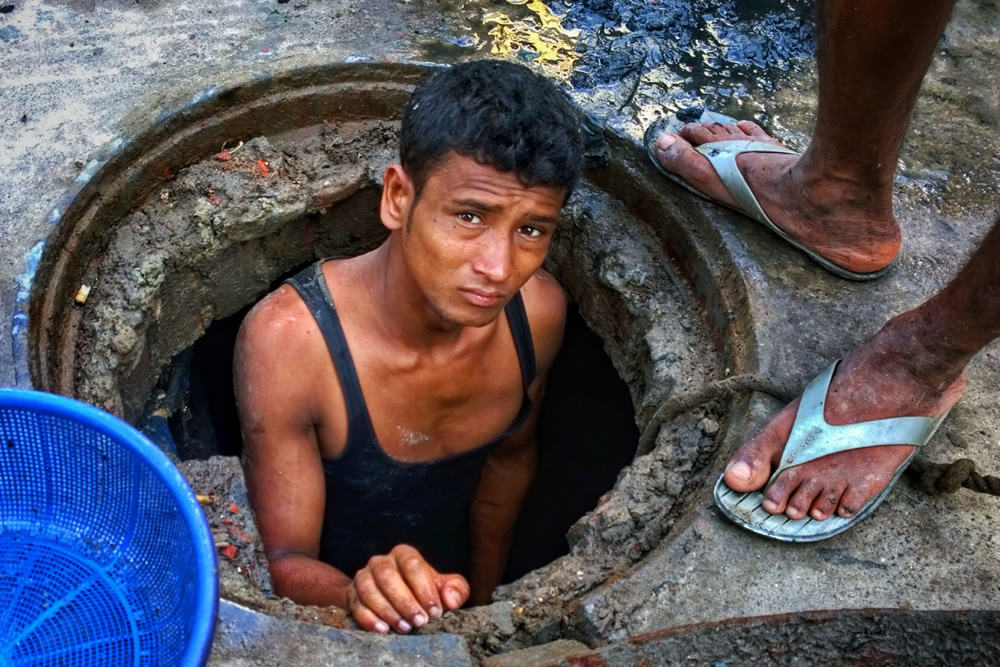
[{"xmin": 3, "ymin": 0, "xmax": 999, "ymax": 664}]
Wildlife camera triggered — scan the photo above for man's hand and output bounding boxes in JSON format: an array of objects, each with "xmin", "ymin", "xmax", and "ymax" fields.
[{"xmin": 347, "ymin": 544, "xmax": 470, "ymax": 634}]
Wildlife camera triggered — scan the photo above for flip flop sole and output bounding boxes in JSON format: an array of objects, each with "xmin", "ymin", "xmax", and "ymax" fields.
[{"xmin": 713, "ymin": 435, "xmax": 921, "ymax": 542}]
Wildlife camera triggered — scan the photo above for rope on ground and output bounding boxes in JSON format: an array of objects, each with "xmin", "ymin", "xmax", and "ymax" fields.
[
  {"xmin": 907, "ymin": 458, "xmax": 1000, "ymax": 497},
  {"xmin": 636, "ymin": 373, "xmax": 794, "ymax": 456}
]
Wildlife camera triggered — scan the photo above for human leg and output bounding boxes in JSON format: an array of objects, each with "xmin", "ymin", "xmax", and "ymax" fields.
[
  {"xmin": 725, "ymin": 217, "xmax": 1000, "ymax": 524},
  {"xmin": 650, "ymin": 0, "xmax": 957, "ymax": 275}
]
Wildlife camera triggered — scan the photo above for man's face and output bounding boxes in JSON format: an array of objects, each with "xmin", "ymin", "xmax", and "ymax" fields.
[{"xmin": 384, "ymin": 152, "xmax": 567, "ymax": 329}]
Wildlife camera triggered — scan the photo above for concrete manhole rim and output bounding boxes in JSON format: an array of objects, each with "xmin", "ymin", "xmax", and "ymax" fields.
[
  {"xmin": 15, "ymin": 58, "xmax": 762, "ymax": 650},
  {"xmin": 20, "ymin": 60, "xmax": 443, "ymax": 393}
]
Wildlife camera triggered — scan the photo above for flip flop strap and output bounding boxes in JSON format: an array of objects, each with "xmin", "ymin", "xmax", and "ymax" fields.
[
  {"xmin": 770, "ymin": 361, "xmax": 945, "ymax": 483},
  {"xmin": 694, "ymin": 140, "xmax": 799, "ymax": 225}
]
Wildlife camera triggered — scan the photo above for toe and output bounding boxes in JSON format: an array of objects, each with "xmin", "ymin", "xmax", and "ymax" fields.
[
  {"xmin": 655, "ymin": 131, "xmax": 681, "ymax": 153},
  {"xmin": 706, "ymin": 122, "xmax": 731, "ymax": 138},
  {"xmin": 735, "ymin": 120, "xmax": 781, "ymax": 145},
  {"xmin": 653, "ymin": 133, "xmax": 732, "ymax": 202},
  {"xmin": 837, "ymin": 493, "xmax": 861, "ymax": 519},
  {"xmin": 653, "ymin": 133, "xmax": 693, "ymax": 174},
  {"xmin": 785, "ymin": 477, "xmax": 823, "ymax": 520},
  {"xmin": 810, "ymin": 482, "xmax": 846, "ymax": 521},
  {"xmin": 837, "ymin": 461, "xmax": 899, "ymax": 518},
  {"xmin": 762, "ymin": 467, "xmax": 800, "ymax": 515},
  {"xmin": 838, "ymin": 481, "xmax": 875, "ymax": 519},
  {"xmin": 678, "ymin": 121, "xmax": 732, "ymax": 144},
  {"xmin": 723, "ymin": 398, "xmax": 799, "ymax": 494}
]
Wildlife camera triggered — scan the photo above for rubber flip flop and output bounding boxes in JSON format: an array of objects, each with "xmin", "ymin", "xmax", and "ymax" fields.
[
  {"xmin": 714, "ymin": 360, "xmax": 948, "ymax": 542},
  {"xmin": 644, "ymin": 109, "xmax": 895, "ymax": 282}
]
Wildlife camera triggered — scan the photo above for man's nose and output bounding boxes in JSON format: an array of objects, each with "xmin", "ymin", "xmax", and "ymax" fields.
[{"xmin": 472, "ymin": 231, "xmax": 513, "ymax": 282}]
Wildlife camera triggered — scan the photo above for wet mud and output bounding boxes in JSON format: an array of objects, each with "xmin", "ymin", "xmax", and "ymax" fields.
[
  {"xmin": 560, "ymin": 0, "xmax": 814, "ymax": 117},
  {"xmin": 420, "ymin": 0, "xmax": 814, "ymax": 119},
  {"xmin": 73, "ymin": 121, "xmax": 398, "ymax": 419}
]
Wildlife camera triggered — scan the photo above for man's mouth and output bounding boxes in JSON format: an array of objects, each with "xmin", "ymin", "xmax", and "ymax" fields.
[{"xmin": 460, "ymin": 288, "xmax": 506, "ymax": 307}]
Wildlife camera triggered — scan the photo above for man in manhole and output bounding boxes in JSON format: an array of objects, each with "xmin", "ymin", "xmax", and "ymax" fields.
[{"xmin": 234, "ymin": 60, "xmax": 583, "ymax": 633}]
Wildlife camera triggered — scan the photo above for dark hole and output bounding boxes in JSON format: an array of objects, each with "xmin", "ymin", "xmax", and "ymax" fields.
[
  {"xmin": 6, "ymin": 439, "xmax": 13, "ymax": 448},
  {"xmin": 505, "ymin": 304, "xmax": 638, "ymax": 581},
  {"xmin": 147, "ymin": 284, "xmax": 638, "ymax": 577}
]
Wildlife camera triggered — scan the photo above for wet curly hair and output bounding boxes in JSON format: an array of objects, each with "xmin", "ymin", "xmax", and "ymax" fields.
[{"xmin": 400, "ymin": 60, "xmax": 584, "ymax": 199}]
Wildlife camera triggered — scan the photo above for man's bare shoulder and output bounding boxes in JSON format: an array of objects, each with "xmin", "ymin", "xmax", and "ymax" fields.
[
  {"xmin": 520, "ymin": 267, "xmax": 566, "ymax": 309},
  {"xmin": 518, "ymin": 268, "xmax": 568, "ymax": 370},
  {"xmin": 234, "ymin": 284, "xmax": 327, "ymax": 406},
  {"xmin": 238, "ymin": 284, "xmax": 317, "ymax": 352}
]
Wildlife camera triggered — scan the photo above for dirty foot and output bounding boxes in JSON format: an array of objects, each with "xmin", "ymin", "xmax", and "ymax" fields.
[
  {"xmin": 652, "ymin": 119, "xmax": 901, "ymax": 275},
  {"xmin": 724, "ymin": 310, "xmax": 966, "ymax": 521}
]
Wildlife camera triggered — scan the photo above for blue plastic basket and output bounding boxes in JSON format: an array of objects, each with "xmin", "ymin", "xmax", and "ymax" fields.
[{"xmin": 0, "ymin": 389, "xmax": 218, "ymax": 666}]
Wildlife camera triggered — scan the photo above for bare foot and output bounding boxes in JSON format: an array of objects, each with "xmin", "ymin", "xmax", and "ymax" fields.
[
  {"xmin": 724, "ymin": 310, "xmax": 966, "ymax": 521},
  {"xmin": 652, "ymin": 120, "xmax": 902, "ymax": 275}
]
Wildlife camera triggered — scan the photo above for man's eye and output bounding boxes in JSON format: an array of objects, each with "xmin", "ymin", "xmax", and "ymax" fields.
[
  {"xmin": 520, "ymin": 226, "xmax": 544, "ymax": 238},
  {"xmin": 459, "ymin": 212, "xmax": 482, "ymax": 224}
]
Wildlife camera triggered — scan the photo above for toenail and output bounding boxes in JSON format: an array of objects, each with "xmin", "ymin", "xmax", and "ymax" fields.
[
  {"xmin": 726, "ymin": 461, "xmax": 752, "ymax": 481},
  {"xmin": 656, "ymin": 134, "xmax": 676, "ymax": 150},
  {"xmin": 839, "ymin": 508, "xmax": 853, "ymax": 518}
]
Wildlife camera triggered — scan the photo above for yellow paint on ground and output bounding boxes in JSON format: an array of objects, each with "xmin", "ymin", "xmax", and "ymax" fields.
[{"xmin": 483, "ymin": 0, "xmax": 580, "ymax": 79}]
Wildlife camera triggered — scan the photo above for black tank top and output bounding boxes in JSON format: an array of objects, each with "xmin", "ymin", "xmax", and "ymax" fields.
[{"xmin": 286, "ymin": 261, "xmax": 537, "ymax": 577}]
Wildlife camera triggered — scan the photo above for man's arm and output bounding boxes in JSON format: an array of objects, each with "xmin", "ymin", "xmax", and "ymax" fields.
[
  {"xmin": 468, "ymin": 408, "xmax": 540, "ymax": 605},
  {"xmin": 467, "ymin": 269, "xmax": 567, "ymax": 604},
  {"xmin": 235, "ymin": 288, "xmax": 355, "ymax": 609}
]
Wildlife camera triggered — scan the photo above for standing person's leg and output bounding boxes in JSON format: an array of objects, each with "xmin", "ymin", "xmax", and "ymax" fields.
[
  {"xmin": 725, "ymin": 218, "xmax": 1000, "ymax": 524},
  {"xmin": 649, "ymin": 0, "xmax": 957, "ymax": 276}
]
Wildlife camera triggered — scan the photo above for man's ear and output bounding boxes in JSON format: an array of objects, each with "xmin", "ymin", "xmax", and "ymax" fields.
[{"xmin": 380, "ymin": 164, "xmax": 414, "ymax": 232}]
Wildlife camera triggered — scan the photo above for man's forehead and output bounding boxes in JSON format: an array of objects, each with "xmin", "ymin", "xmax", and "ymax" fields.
[{"xmin": 420, "ymin": 152, "xmax": 567, "ymax": 202}]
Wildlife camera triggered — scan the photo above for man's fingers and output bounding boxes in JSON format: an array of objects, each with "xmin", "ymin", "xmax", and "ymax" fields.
[
  {"xmin": 392, "ymin": 547, "xmax": 440, "ymax": 624},
  {"xmin": 354, "ymin": 546, "xmax": 467, "ymax": 633},
  {"xmin": 368, "ymin": 549, "xmax": 430, "ymax": 631},
  {"xmin": 352, "ymin": 566, "xmax": 409, "ymax": 633},
  {"xmin": 346, "ymin": 583, "xmax": 391, "ymax": 634},
  {"xmin": 436, "ymin": 574, "xmax": 471, "ymax": 610}
]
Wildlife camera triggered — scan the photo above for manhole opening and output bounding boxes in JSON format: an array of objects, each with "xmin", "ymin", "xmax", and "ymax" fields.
[{"xmin": 27, "ymin": 63, "xmax": 745, "ymax": 652}]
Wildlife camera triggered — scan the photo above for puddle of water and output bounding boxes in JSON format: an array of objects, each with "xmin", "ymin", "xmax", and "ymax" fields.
[{"xmin": 428, "ymin": 0, "xmax": 815, "ymax": 128}]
